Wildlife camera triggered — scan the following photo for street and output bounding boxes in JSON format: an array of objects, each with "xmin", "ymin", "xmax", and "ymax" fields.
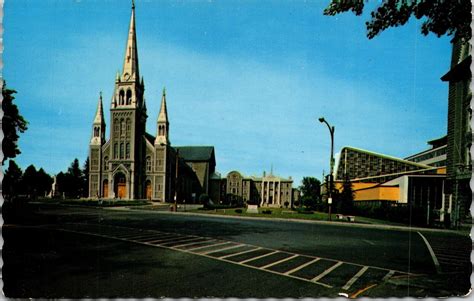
[{"xmin": 3, "ymin": 204, "xmax": 471, "ymax": 298}]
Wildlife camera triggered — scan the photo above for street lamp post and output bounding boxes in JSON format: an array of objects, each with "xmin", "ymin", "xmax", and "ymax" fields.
[{"xmin": 318, "ymin": 117, "xmax": 335, "ymax": 221}]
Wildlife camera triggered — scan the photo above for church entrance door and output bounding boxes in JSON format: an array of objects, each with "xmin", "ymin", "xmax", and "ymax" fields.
[
  {"xmin": 103, "ymin": 180, "xmax": 109, "ymax": 198},
  {"xmin": 114, "ymin": 173, "xmax": 127, "ymax": 199},
  {"xmin": 145, "ymin": 180, "xmax": 152, "ymax": 200}
]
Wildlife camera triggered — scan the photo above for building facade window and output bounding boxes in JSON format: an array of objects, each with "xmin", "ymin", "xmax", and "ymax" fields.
[
  {"xmin": 146, "ymin": 156, "xmax": 152, "ymax": 171},
  {"xmin": 126, "ymin": 143, "xmax": 130, "ymax": 159},
  {"xmin": 120, "ymin": 143, "xmax": 124, "ymax": 159},
  {"xmin": 126, "ymin": 89, "xmax": 132, "ymax": 105},
  {"xmin": 114, "ymin": 143, "xmax": 118, "ymax": 159},
  {"xmin": 119, "ymin": 89, "xmax": 125, "ymax": 105},
  {"xmin": 104, "ymin": 156, "xmax": 109, "ymax": 171}
]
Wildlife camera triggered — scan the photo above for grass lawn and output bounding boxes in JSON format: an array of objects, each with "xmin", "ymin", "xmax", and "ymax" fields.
[{"xmin": 188, "ymin": 207, "xmax": 405, "ymax": 226}]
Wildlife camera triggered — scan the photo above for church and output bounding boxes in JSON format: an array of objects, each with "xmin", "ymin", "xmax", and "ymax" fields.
[
  {"xmin": 88, "ymin": 2, "xmax": 216, "ymax": 202},
  {"xmin": 89, "ymin": 2, "xmax": 298, "ymax": 206}
]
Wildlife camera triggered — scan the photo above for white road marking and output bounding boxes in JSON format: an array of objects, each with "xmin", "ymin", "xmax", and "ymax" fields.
[
  {"xmin": 160, "ymin": 237, "xmax": 205, "ymax": 246},
  {"xmin": 172, "ymin": 239, "xmax": 217, "ymax": 249},
  {"xmin": 261, "ymin": 254, "xmax": 299, "ymax": 269},
  {"xmin": 417, "ymin": 231, "xmax": 441, "ymax": 274},
  {"xmin": 311, "ymin": 261, "xmax": 343, "ymax": 282},
  {"xmin": 163, "ymin": 237, "xmax": 207, "ymax": 248},
  {"xmin": 41, "ymin": 223, "xmax": 419, "ymax": 291},
  {"xmin": 362, "ymin": 239, "xmax": 375, "ymax": 246},
  {"xmin": 219, "ymin": 247, "xmax": 261, "ymax": 259},
  {"xmin": 342, "ymin": 266, "xmax": 369, "ymax": 290},
  {"xmin": 138, "ymin": 234, "xmax": 177, "ymax": 242},
  {"xmin": 148, "ymin": 236, "xmax": 194, "ymax": 244},
  {"xmin": 283, "ymin": 258, "xmax": 320, "ymax": 275},
  {"xmin": 382, "ymin": 270, "xmax": 395, "ymax": 281},
  {"xmin": 239, "ymin": 250, "xmax": 279, "ymax": 264},
  {"xmin": 197, "ymin": 243, "xmax": 243, "ymax": 254}
]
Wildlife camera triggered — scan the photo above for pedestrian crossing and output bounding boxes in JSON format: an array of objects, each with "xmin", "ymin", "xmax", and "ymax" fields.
[{"xmin": 46, "ymin": 223, "xmax": 418, "ymax": 295}]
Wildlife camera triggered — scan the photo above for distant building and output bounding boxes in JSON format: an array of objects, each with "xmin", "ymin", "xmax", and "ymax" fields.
[
  {"xmin": 210, "ymin": 171, "xmax": 296, "ymax": 208},
  {"xmin": 441, "ymin": 38, "xmax": 472, "ymax": 228},
  {"xmin": 405, "ymin": 136, "xmax": 447, "ymax": 168},
  {"xmin": 334, "ymin": 146, "xmax": 440, "ymax": 184},
  {"xmin": 326, "ymin": 146, "xmax": 447, "ymax": 226}
]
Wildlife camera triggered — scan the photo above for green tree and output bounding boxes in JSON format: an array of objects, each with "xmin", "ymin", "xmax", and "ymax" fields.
[
  {"xmin": 299, "ymin": 177, "xmax": 321, "ymax": 209},
  {"xmin": 36, "ymin": 168, "xmax": 54, "ymax": 197},
  {"xmin": 56, "ymin": 159, "xmax": 83, "ymax": 198},
  {"xmin": 337, "ymin": 175, "xmax": 354, "ymax": 215},
  {"xmin": 2, "ymin": 83, "xmax": 28, "ymax": 164},
  {"xmin": 81, "ymin": 157, "xmax": 89, "ymax": 197},
  {"xmin": 22, "ymin": 165, "xmax": 38, "ymax": 198},
  {"xmin": 67, "ymin": 158, "xmax": 83, "ymax": 198},
  {"xmin": 3, "ymin": 160, "xmax": 23, "ymax": 200},
  {"xmin": 324, "ymin": 0, "xmax": 471, "ymax": 41}
]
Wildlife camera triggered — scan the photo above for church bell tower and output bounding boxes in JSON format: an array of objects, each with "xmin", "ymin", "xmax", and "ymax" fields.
[{"xmin": 107, "ymin": 1, "xmax": 147, "ymax": 199}]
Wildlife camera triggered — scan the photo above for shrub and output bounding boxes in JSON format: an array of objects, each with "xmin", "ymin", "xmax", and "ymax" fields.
[
  {"xmin": 284, "ymin": 201, "xmax": 289, "ymax": 208},
  {"xmin": 261, "ymin": 210, "xmax": 272, "ymax": 214},
  {"xmin": 235, "ymin": 209, "xmax": 243, "ymax": 214}
]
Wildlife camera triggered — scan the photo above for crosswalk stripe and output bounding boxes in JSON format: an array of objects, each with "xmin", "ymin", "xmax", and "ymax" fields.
[
  {"xmin": 283, "ymin": 258, "xmax": 320, "ymax": 275},
  {"xmin": 172, "ymin": 239, "xmax": 217, "ymax": 249},
  {"xmin": 219, "ymin": 247, "xmax": 261, "ymax": 259},
  {"xmin": 342, "ymin": 266, "xmax": 369, "ymax": 290},
  {"xmin": 311, "ymin": 261, "xmax": 343, "ymax": 282},
  {"xmin": 147, "ymin": 236, "xmax": 190, "ymax": 244},
  {"xmin": 197, "ymin": 243, "xmax": 243, "ymax": 254},
  {"xmin": 187, "ymin": 241, "xmax": 238, "ymax": 254},
  {"xmin": 158, "ymin": 236, "xmax": 200, "ymax": 245},
  {"xmin": 47, "ymin": 224, "xmax": 418, "ymax": 292},
  {"xmin": 261, "ymin": 254, "xmax": 299, "ymax": 269},
  {"xmin": 239, "ymin": 250, "xmax": 279, "ymax": 264},
  {"xmin": 382, "ymin": 270, "xmax": 395, "ymax": 281}
]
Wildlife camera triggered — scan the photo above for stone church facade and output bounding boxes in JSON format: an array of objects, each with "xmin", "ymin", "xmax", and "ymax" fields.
[{"xmin": 88, "ymin": 3, "xmax": 214, "ymax": 202}]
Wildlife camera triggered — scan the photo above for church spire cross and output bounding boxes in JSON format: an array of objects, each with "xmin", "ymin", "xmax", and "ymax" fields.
[{"xmin": 122, "ymin": 1, "xmax": 139, "ymax": 81}]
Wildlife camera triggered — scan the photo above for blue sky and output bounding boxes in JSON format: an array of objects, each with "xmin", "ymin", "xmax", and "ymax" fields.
[{"xmin": 4, "ymin": 0, "xmax": 451, "ymax": 185}]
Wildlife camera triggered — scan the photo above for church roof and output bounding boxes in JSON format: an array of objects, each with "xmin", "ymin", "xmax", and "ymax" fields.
[
  {"xmin": 175, "ymin": 146, "xmax": 215, "ymax": 162},
  {"xmin": 144, "ymin": 132, "xmax": 155, "ymax": 145}
]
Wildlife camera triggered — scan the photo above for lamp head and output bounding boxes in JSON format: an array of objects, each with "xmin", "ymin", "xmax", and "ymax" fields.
[{"xmin": 318, "ymin": 117, "xmax": 325, "ymax": 123}]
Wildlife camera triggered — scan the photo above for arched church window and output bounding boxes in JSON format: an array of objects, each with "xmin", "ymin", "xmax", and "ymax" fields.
[
  {"xmin": 146, "ymin": 156, "xmax": 151, "ymax": 171},
  {"xmin": 94, "ymin": 127, "xmax": 99, "ymax": 137},
  {"xmin": 126, "ymin": 89, "xmax": 132, "ymax": 105},
  {"xmin": 104, "ymin": 156, "xmax": 109, "ymax": 171},
  {"xmin": 120, "ymin": 143, "xmax": 124, "ymax": 159},
  {"xmin": 119, "ymin": 89, "xmax": 125, "ymax": 105},
  {"xmin": 114, "ymin": 143, "xmax": 118, "ymax": 159},
  {"xmin": 126, "ymin": 143, "xmax": 130, "ymax": 159},
  {"xmin": 158, "ymin": 125, "xmax": 162, "ymax": 136}
]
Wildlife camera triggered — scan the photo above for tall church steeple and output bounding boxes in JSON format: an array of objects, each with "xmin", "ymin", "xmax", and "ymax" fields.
[
  {"xmin": 155, "ymin": 88, "xmax": 170, "ymax": 145},
  {"xmin": 122, "ymin": 0, "xmax": 139, "ymax": 82},
  {"xmin": 90, "ymin": 92, "xmax": 106, "ymax": 145}
]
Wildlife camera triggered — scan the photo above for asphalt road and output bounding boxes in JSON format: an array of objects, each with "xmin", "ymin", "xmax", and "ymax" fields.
[{"xmin": 3, "ymin": 204, "xmax": 471, "ymax": 298}]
